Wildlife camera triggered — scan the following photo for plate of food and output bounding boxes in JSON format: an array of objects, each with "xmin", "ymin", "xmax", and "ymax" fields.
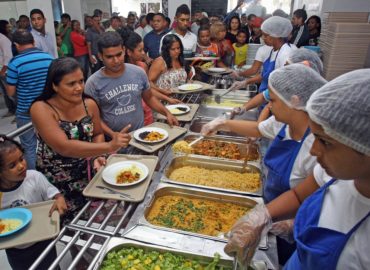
[
  {"xmin": 102, "ymin": 161, "xmax": 149, "ymax": 187},
  {"xmin": 207, "ymin": 67, "xmax": 226, "ymax": 73},
  {"xmin": 178, "ymin": 83, "xmax": 203, "ymax": 91},
  {"xmin": 0, "ymin": 208, "xmax": 32, "ymax": 237},
  {"xmin": 166, "ymin": 104, "xmax": 191, "ymax": 115},
  {"xmin": 133, "ymin": 127, "xmax": 169, "ymax": 144}
]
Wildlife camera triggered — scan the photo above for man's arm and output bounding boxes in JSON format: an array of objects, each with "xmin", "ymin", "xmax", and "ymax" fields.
[{"xmin": 6, "ymin": 84, "xmax": 16, "ymax": 97}]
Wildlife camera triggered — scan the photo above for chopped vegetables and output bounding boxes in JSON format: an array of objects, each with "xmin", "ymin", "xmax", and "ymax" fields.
[
  {"xmin": 139, "ymin": 131, "xmax": 165, "ymax": 142},
  {"xmin": 100, "ymin": 247, "xmax": 230, "ymax": 270},
  {"xmin": 116, "ymin": 165, "xmax": 142, "ymax": 184}
]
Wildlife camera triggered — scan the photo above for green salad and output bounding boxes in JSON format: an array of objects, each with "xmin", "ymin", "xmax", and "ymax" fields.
[{"xmin": 100, "ymin": 247, "xmax": 231, "ymax": 270}]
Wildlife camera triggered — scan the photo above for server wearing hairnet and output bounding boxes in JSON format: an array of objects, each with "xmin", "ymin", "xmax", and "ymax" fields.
[
  {"xmin": 230, "ymin": 16, "xmax": 296, "ymax": 95},
  {"xmin": 222, "ymin": 68, "xmax": 370, "ymax": 269}
]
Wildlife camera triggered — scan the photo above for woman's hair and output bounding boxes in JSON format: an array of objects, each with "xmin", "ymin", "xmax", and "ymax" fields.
[
  {"xmin": 307, "ymin": 15, "xmax": 321, "ymax": 34},
  {"xmin": 0, "ymin": 20, "xmax": 9, "ymax": 36},
  {"xmin": 123, "ymin": 32, "xmax": 143, "ymax": 63},
  {"xmin": 0, "ymin": 135, "xmax": 24, "ymax": 172},
  {"xmin": 228, "ymin": 15, "xmax": 241, "ymax": 31},
  {"xmin": 161, "ymin": 34, "xmax": 190, "ymax": 73},
  {"xmin": 210, "ymin": 21, "xmax": 226, "ymax": 40},
  {"xmin": 34, "ymin": 57, "xmax": 83, "ymax": 102}
]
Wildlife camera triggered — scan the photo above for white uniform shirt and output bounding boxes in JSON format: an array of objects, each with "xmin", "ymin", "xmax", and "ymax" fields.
[
  {"xmin": 258, "ymin": 116, "xmax": 317, "ymax": 188},
  {"xmin": 160, "ymin": 30, "xmax": 197, "ymax": 55},
  {"xmin": 313, "ymin": 164, "xmax": 370, "ymax": 270}
]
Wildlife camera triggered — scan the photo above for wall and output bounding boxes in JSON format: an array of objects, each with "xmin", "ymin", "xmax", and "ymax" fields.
[
  {"xmin": 293, "ymin": 0, "xmax": 322, "ymax": 18},
  {"xmin": 322, "ymin": 0, "xmax": 370, "ymax": 13},
  {"xmin": 0, "ymin": 1, "xmax": 28, "ymax": 21},
  {"xmin": 168, "ymin": 0, "xmax": 190, "ymax": 21},
  {"xmin": 191, "ymin": 0, "xmax": 227, "ymax": 17}
]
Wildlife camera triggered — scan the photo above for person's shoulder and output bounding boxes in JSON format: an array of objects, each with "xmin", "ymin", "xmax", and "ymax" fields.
[
  {"xmin": 25, "ymin": 170, "xmax": 47, "ymax": 182},
  {"xmin": 126, "ymin": 63, "xmax": 146, "ymax": 75}
]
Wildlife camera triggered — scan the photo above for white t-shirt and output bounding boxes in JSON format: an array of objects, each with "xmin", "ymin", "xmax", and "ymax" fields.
[
  {"xmin": 258, "ymin": 116, "xmax": 317, "ymax": 188},
  {"xmin": 313, "ymin": 165, "xmax": 370, "ymax": 270},
  {"xmin": 254, "ymin": 45, "xmax": 272, "ymax": 63},
  {"xmin": 0, "ymin": 170, "xmax": 59, "ymax": 209},
  {"xmin": 160, "ymin": 30, "xmax": 197, "ymax": 55},
  {"xmin": 254, "ymin": 43, "xmax": 296, "ymax": 68}
]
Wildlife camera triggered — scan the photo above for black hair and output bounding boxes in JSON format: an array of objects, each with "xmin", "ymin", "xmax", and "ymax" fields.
[
  {"xmin": 146, "ymin": 13, "xmax": 155, "ymax": 24},
  {"xmin": 247, "ymin": 14, "xmax": 256, "ymax": 21},
  {"xmin": 293, "ymin": 9, "xmax": 308, "ymax": 22},
  {"xmin": 0, "ymin": 135, "xmax": 24, "ymax": 172},
  {"xmin": 61, "ymin": 13, "xmax": 71, "ymax": 21},
  {"xmin": 154, "ymin": 13, "xmax": 166, "ymax": 21},
  {"xmin": 197, "ymin": 25, "xmax": 210, "ymax": 36},
  {"xmin": 97, "ymin": 31, "xmax": 123, "ymax": 53},
  {"xmin": 307, "ymin": 15, "xmax": 321, "ymax": 34},
  {"xmin": 127, "ymin": 13, "xmax": 135, "ymax": 19},
  {"xmin": 161, "ymin": 34, "xmax": 190, "ymax": 73},
  {"xmin": 165, "ymin": 17, "xmax": 171, "ymax": 26},
  {"xmin": 237, "ymin": 29, "xmax": 248, "ymax": 36},
  {"xmin": 123, "ymin": 32, "xmax": 142, "ymax": 63},
  {"xmin": 34, "ymin": 58, "xmax": 82, "ymax": 102},
  {"xmin": 0, "ymin": 20, "xmax": 9, "ymax": 36},
  {"xmin": 92, "ymin": 14, "xmax": 100, "ymax": 19},
  {"xmin": 30, "ymin": 9, "xmax": 45, "ymax": 19},
  {"xmin": 13, "ymin": 29, "xmax": 34, "ymax": 45},
  {"xmin": 175, "ymin": 4, "xmax": 190, "ymax": 17},
  {"xmin": 110, "ymin": 16, "xmax": 120, "ymax": 23},
  {"xmin": 138, "ymin": 15, "xmax": 147, "ymax": 24},
  {"xmin": 193, "ymin": 10, "xmax": 202, "ymax": 15},
  {"xmin": 228, "ymin": 15, "xmax": 241, "ymax": 31},
  {"xmin": 19, "ymin": 15, "xmax": 29, "ymax": 20},
  {"xmin": 199, "ymin": 17, "xmax": 210, "ymax": 27},
  {"xmin": 93, "ymin": 9, "xmax": 103, "ymax": 16}
]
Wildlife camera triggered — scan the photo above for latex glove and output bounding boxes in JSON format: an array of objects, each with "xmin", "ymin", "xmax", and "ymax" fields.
[
  {"xmin": 230, "ymin": 106, "xmax": 246, "ymax": 119},
  {"xmin": 200, "ymin": 117, "xmax": 227, "ymax": 136},
  {"xmin": 229, "ymin": 80, "xmax": 246, "ymax": 91},
  {"xmin": 224, "ymin": 204, "xmax": 272, "ymax": 267},
  {"xmin": 269, "ymin": 219, "xmax": 295, "ymax": 244},
  {"xmin": 230, "ymin": 70, "xmax": 241, "ymax": 79}
]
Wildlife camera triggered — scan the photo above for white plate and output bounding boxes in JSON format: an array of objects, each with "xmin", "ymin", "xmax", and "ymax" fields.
[
  {"xmin": 207, "ymin": 67, "xmax": 226, "ymax": 73},
  {"xmin": 133, "ymin": 127, "xmax": 169, "ymax": 144},
  {"xmin": 102, "ymin": 161, "xmax": 149, "ymax": 187},
  {"xmin": 178, "ymin": 83, "xmax": 203, "ymax": 91},
  {"xmin": 166, "ymin": 104, "xmax": 191, "ymax": 115}
]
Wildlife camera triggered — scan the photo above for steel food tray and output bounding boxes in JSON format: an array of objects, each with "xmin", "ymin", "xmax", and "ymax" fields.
[
  {"xmin": 162, "ymin": 155, "xmax": 262, "ymax": 196},
  {"xmin": 94, "ymin": 237, "xmax": 233, "ymax": 270},
  {"xmin": 197, "ymin": 104, "xmax": 258, "ymax": 121},
  {"xmin": 181, "ymin": 134, "xmax": 261, "ymax": 162},
  {"xmin": 139, "ymin": 183, "xmax": 264, "ymax": 245},
  {"xmin": 190, "ymin": 117, "xmax": 246, "ymax": 138}
]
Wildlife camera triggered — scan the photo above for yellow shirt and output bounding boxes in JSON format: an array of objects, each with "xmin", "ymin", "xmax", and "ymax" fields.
[{"xmin": 233, "ymin": 43, "xmax": 248, "ymax": 66}]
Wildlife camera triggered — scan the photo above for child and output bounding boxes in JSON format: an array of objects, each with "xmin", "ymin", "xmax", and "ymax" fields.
[
  {"xmin": 192, "ymin": 26, "xmax": 219, "ymax": 71},
  {"xmin": 0, "ymin": 135, "xmax": 67, "ymax": 270},
  {"xmin": 56, "ymin": 34, "xmax": 67, "ymax": 58},
  {"xmin": 233, "ymin": 29, "xmax": 248, "ymax": 68}
]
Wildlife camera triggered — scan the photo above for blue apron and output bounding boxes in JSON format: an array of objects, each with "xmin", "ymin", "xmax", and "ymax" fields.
[
  {"xmin": 259, "ymin": 46, "xmax": 282, "ymax": 93},
  {"xmin": 263, "ymin": 125, "xmax": 311, "ymax": 203},
  {"xmin": 285, "ymin": 179, "xmax": 370, "ymax": 270}
]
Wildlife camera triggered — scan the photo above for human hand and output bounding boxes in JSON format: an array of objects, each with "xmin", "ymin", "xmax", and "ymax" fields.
[
  {"xmin": 230, "ymin": 106, "xmax": 246, "ymax": 119},
  {"xmin": 167, "ymin": 98, "xmax": 182, "ymax": 104},
  {"xmin": 229, "ymin": 81, "xmax": 246, "ymax": 91},
  {"xmin": 200, "ymin": 117, "xmax": 227, "ymax": 136},
  {"xmin": 224, "ymin": 204, "xmax": 272, "ymax": 267},
  {"xmin": 109, "ymin": 124, "xmax": 132, "ymax": 151},
  {"xmin": 269, "ymin": 219, "xmax": 295, "ymax": 244},
  {"xmin": 49, "ymin": 194, "xmax": 68, "ymax": 217},
  {"xmin": 93, "ymin": 156, "xmax": 107, "ymax": 172},
  {"xmin": 230, "ymin": 70, "xmax": 241, "ymax": 79},
  {"xmin": 166, "ymin": 113, "xmax": 179, "ymax": 127},
  {"xmin": 89, "ymin": 55, "xmax": 97, "ymax": 65}
]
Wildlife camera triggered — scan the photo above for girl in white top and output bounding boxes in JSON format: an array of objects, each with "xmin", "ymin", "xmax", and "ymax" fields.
[{"xmin": 0, "ymin": 135, "xmax": 67, "ymax": 269}]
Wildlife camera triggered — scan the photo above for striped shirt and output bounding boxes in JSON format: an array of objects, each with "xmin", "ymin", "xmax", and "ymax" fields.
[{"xmin": 6, "ymin": 47, "xmax": 53, "ymax": 119}]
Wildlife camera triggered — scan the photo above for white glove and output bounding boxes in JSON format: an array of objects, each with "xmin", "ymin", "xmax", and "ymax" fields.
[
  {"xmin": 269, "ymin": 219, "xmax": 295, "ymax": 244},
  {"xmin": 224, "ymin": 204, "xmax": 272, "ymax": 267},
  {"xmin": 230, "ymin": 106, "xmax": 246, "ymax": 119},
  {"xmin": 200, "ymin": 117, "xmax": 227, "ymax": 136},
  {"xmin": 229, "ymin": 80, "xmax": 246, "ymax": 91}
]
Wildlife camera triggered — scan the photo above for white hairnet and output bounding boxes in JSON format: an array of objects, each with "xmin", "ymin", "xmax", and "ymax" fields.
[
  {"xmin": 307, "ymin": 69, "xmax": 370, "ymax": 155},
  {"xmin": 261, "ymin": 16, "xmax": 292, "ymax": 38},
  {"xmin": 287, "ymin": 48, "xmax": 324, "ymax": 75},
  {"xmin": 268, "ymin": 63, "xmax": 327, "ymax": 110}
]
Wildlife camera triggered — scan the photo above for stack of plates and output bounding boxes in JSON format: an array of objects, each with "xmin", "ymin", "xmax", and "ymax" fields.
[
  {"xmin": 319, "ymin": 12, "xmax": 370, "ymax": 80},
  {"xmin": 246, "ymin": 44, "xmax": 263, "ymax": 65}
]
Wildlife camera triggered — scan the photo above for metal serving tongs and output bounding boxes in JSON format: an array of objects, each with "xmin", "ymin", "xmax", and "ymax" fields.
[
  {"xmin": 214, "ymin": 85, "xmax": 234, "ymax": 104},
  {"xmin": 217, "ymin": 231, "xmax": 239, "ymax": 270}
]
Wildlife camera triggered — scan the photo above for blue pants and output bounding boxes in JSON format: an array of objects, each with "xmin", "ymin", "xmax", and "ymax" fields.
[{"xmin": 16, "ymin": 118, "xmax": 37, "ymax": 170}]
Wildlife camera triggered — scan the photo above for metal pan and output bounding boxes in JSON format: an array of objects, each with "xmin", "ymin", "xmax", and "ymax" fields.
[
  {"xmin": 94, "ymin": 237, "xmax": 233, "ymax": 270},
  {"xmin": 189, "ymin": 117, "xmax": 246, "ymax": 137},
  {"xmin": 181, "ymin": 134, "xmax": 261, "ymax": 162},
  {"xmin": 140, "ymin": 183, "xmax": 263, "ymax": 244},
  {"xmin": 163, "ymin": 155, "xmax": 262, "ymax": 196}
]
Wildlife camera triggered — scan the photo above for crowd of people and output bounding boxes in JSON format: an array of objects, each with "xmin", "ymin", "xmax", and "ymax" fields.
[{"xmin": 0, "ymin": 2, "xmax": 368, "ymax": 270}]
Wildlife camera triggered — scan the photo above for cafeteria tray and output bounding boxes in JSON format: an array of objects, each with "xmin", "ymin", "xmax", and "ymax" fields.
[
  {"xmin": 93, "ymin": 237, "xmax": 234, "ymax": 270},
  {"xmin": 129, "ymin": 122, "xmax": 187, "ymax": 153},
  {"xmin": 83, "ymin": 154, "xmax": 159, "ymax": 202},
  {"xmin": 162, "ymin": 155, "xmax": 262, "ymax": 196},
  {"xmin": 171, "ymin": 80, "xmax": 215, "ymax": 94},
  {"xmin": 181, "ymin": 134, "xmax": 261, "ymax": 162},
  {"xmin": 197, "ymin": 104, "xmax": 259, "ymax": 121},
  {"xmin": 139, "ymin": 183, "xmax": 267, "ymax": 248},
  {"xmin": 155, "ymin": 104, "xmax": 200, "ymax": 122},
  {"xmin": 0, "ymin": 200, "xmax": 59, "ymax": 249}
]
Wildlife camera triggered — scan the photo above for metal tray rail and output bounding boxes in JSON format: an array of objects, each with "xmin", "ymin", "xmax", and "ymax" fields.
[{"xmin": 173, "ymin": 91, "xmax": 204, "ymax": 104}]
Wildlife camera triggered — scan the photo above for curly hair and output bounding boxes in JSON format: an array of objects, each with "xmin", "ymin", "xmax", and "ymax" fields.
[{"xmin": 161, "ymin": 34, "xmax": 190, "ymax": 73}]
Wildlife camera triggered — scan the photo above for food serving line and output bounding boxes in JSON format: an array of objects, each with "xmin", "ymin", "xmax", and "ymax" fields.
[{"xmin": 23, "ymin": 82, "xmax": 278, "ymax": 269}]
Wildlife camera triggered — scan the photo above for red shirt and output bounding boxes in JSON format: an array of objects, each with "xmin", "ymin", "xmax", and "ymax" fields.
[{"xmin": 70, "ymin": 31, "xmax": 88, "ymax": 57}]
